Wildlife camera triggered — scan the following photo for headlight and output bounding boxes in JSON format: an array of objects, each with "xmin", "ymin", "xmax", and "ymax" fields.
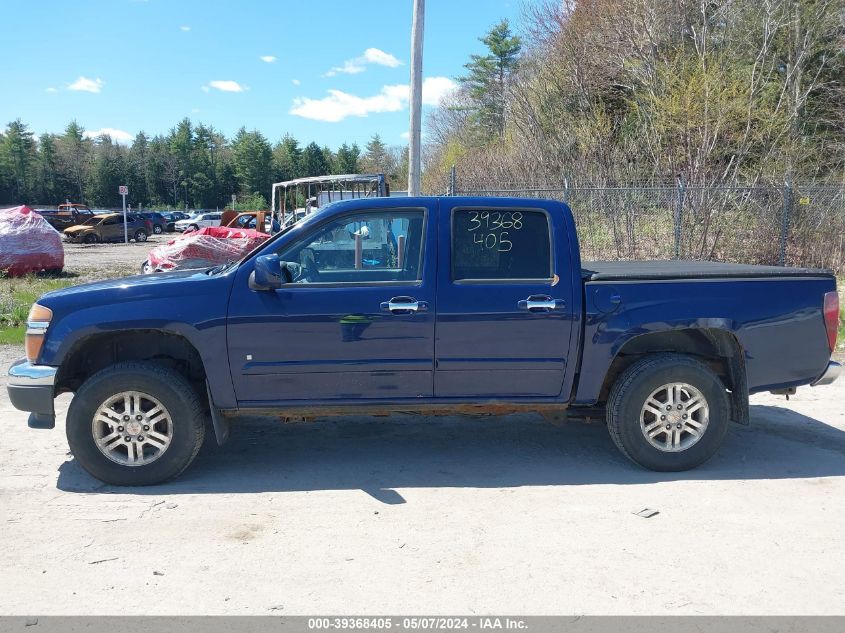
[{"xmin": 25, "ymin": 303, "xmax": 53, "ymax": 363}]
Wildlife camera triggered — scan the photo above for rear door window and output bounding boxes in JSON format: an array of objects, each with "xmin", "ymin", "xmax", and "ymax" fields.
[{"xmin": 452, "ymin": 209, "xmax": 552, "ymax": 281}]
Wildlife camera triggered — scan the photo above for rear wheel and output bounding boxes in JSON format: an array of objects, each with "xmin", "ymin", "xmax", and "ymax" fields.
[
  {"xmin": 66, "ymin": 362, "xmax": 206, "ymax": 485},
  {"xmin": 606, "ymin": 354, "xmax": 729, "ymax": 471},
  {"xmin": 134, "ymin": 229, "xmax": 148, "ymax": 242},
  {"xmin": 153, "ymin": 224, "xmax": 163, "ymax": 234}
]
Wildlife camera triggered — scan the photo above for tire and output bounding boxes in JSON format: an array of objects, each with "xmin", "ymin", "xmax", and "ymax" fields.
[
  {"xmin": 153, "ymin": 225, "xmax": 163, "ymax": 234},
  {"xmin": 134, "ymin": 229, "xmax": 148, "ymax": 242},
  {"xmin": 140, "ymin": 260, "xmax": 154, "ymax": 274},
  {"xmin": 188, "ymin": 224, "xmax": 199, "ymax": 232},
  {"xmin": 66, "ymin": 361, "xmax": 206, "ymax": 486},
  {"xmin": 606, "ymin": 354, "xmax": 730, "ymax": 471},
  {"xmin": 83, "ymin": 233, "xmax": 99, "ymax": 244}
]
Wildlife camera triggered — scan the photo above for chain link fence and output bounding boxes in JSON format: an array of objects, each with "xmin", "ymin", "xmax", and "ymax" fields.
[{"xmin": 445, "ymin": 173, "xmax": 845, "ymax": 270}]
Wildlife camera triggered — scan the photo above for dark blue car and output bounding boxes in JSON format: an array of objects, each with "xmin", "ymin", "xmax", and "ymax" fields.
[{"xmin": 6, "ymin": 197, "xmax": 840, "ymax": 485}]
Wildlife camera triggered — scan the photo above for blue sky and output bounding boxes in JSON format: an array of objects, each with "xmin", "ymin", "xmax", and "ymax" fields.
[{"xmin": 1, "ymin": 0, "xmax": 524, "ymax": 148}]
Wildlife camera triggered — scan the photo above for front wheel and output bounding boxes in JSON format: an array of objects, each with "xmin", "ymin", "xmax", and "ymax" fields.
[
  {"xmin": 83, "ymin": 233, "xmax": 99, "ymax": 244},
  {"xmin": 66, "ymin": 362, "xmax": 206, "ymax": 485},
  {"xmin": 188, "ymin": 224, "xmax": 199, "ymax": 232},
  {"xmin": 606, "ymin": 354, "xmax": 729, "ymax": 471},
  {"xmin": 134, "ymin": 229, "xmax": 148, "ymax": 242}
]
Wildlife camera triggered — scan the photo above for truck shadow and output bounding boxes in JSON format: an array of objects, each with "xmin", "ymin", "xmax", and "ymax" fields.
[{"xmin": 56, "ymin": 404, "xmax": 845, "ymax": 498}]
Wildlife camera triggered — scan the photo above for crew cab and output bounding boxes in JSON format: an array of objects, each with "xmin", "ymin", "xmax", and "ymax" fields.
[{"xmin": 6, "ymin": 197, "xmax": 840, "ymax": 485}]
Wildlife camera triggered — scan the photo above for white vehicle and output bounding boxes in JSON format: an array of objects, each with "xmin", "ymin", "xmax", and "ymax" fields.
[{"xmin": 174, "ymin": 212, "xmax": 222, "ymax": 233}]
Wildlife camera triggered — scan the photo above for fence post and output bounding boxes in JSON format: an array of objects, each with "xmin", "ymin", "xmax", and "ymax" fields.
[
  {"xmin": 562, "ymin": 175, "xmax": 569, "ymax": 204},
  {"xmin": 448, "ymin": 165, "xmax": 457, "ymax": 196},
  {"xmin": 779, "ymin": 180, "xmax": 792, "ymax": 266},
  {"xmin": 674, "ymin": 175, "xmax": 685, "ymax": 259}
]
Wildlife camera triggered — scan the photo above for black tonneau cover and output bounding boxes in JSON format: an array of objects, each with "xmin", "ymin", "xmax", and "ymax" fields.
[{"xmin": 581, "ymin": 260, "xmax": 834, "ymax": 282}]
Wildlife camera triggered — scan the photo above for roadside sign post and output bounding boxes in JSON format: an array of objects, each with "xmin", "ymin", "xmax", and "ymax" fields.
[
  {"xmin": 119, "ymin": 185, "xmax": 129, "ymax": 243},
  {"xmin": 231, "ymin": 194, "xmax": 237, "ymax": 211}
]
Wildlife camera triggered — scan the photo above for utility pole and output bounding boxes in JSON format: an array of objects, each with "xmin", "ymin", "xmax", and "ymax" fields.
[{"xmin": 407, "ymin": 0, "xmax": 425, "ymax": 196}]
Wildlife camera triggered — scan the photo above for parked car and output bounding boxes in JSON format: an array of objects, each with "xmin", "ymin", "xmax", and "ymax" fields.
[
  {"xmin": 6, "ymin": 196, "xmax": 841, "ymax": 485},
  {"xmin": 161, "ymin": 212, "xmax": 191, "ymax": 232},
  {"xmin": 136, "ymin": 212, "xmax": 168, "ymax": 235},
  {"xmin": 174, "ymin": 212, "xmax": 222, "ymax": 233},
  {"xmin": 225, "ymin": 211, "xmax": 275, "ymax": 233},
  {"xmin": 62, "ymin": 213, "xmax": 150, "ymax": 243},
  {"xmin": 36, "ymin": 205, "xmax": 95, "ymax": 231}
]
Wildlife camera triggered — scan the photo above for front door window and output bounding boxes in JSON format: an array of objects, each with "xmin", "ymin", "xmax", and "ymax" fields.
[{"xmin": 277, "ymin": 210, "xmax": 426, "ymax": 284}]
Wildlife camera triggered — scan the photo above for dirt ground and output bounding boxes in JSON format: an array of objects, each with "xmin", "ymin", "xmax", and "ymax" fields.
[
  {"xmin": 61, "ymin": 236, "xmax": 172, "ymax": 279},
  {"xmin": 1, "ymin": 338, "xmax": 844, "ymax": 615}
]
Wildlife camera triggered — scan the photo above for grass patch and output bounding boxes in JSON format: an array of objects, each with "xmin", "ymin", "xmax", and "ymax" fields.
[
  {"xmin": 0, "ymin": 274, "xmax": 75, "ymax": 344},
  {"xmin": 0, "ymin": 326, "xmax": 24, "ymax": 345}
]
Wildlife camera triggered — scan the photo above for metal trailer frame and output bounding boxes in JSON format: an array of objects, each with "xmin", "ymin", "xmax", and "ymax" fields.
[{"xmin": 270, "ymin": 174, "xmax": 387, "ymax": 227}]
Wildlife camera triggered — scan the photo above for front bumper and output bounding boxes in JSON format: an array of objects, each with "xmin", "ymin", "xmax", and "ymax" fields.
[
  {"xmin": 7, "ymin": 359, "xmax": 58, "ymax": 429},
  {"xmin": 811, "ymin": 361, "xmax": 842, "ymax": 387}
]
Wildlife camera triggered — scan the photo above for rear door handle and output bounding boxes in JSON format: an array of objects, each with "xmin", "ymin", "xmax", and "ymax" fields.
[
  {"xmin": 380, "ymin": 296, "xmax": 428, "ymax": 315},
  {"xmin": 518, "ymin": 295, "xmax": 565, "ymax": 313}
]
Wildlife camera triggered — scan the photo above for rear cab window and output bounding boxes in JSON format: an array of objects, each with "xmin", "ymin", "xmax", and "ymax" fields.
[{"xmin": 451, "ymin": 208, "xmax": 552, "ymax": 282}]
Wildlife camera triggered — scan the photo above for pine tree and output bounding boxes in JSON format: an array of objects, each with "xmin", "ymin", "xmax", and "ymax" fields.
[
  {"xmin": 231, "ymin": 128, "xmax": 273, "ymax": 197},
  {"xmin": 362, "ymin": 134, "xmax": 388, "ymax": 172},
  {"xmin": 301, "ymin": 141, "xmax": 329, "ymax": 177},
  {"xmin": 273, "ymin": 134, "xmax": 302, "ymax": 182},
  {"xmin": 459, "ymin": 19, "xmax": 521, "ymax": 140},
  {"xmin": 35, "ymin": 133, "xmax": 58, "ymax": 203},
  {"xmin": 57, "ymin": 121, "xmax": 91, "ymax": 202},
  {"xmin": 1, "ymin": 119, "xmax": 35, "ymax": 201},
  {"xmin": 334, "ymin": 142, "xmax": 361, "ymax": 174}
]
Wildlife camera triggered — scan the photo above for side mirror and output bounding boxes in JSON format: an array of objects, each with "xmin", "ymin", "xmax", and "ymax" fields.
[{"xmin": 249, "ymin": 254, "xmax": 292, "ymax": 291}]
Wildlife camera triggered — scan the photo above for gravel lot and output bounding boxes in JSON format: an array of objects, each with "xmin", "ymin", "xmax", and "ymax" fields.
[
  {"xmin": 62, "ymin": 235, "xmax": 172, "ymax": 279},
  {"xmin": 1, "ymin": 337, "xmax": 844, "ymax": 615}
]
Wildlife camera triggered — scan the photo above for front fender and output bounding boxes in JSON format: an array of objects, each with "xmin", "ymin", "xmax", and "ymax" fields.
[{"xmin": 37, "ymin": 272, "xmax": 239, "ymax": 409}]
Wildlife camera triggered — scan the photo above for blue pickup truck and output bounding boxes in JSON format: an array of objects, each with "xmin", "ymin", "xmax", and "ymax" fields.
[{"xmin": 6, "ymin": 197, "xmax": 841, "ymax": 485}]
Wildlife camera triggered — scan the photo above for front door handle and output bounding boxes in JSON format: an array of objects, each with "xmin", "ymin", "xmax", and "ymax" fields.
[
  {"xmin": 518, "ymin": 295, "xmax": 564, "ymax": 313},
  {"xmin": 380, "ymin": 296, "xmax": 428, "ymax": 315}
]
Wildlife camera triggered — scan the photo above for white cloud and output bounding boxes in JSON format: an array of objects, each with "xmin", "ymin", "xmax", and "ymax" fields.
[
  {"xmin": 421, "ymin": 76, "xmax": 457, "ymax": 105},
  {"xmin": 289, "ymin": 76, "xmax": 456, "ymax": 122},
  {"xmin": 68, "ymin": 76, "xmax": 104, "ymax": 93},
  {"xmin": 203, "ymin": 80, "xmax": 247, "ymax": 93},
  {"xmin": 400, "ymin": 131, "xmax": 410, "ymax": 140},
  {"xmin": 180, "ymin": 25, "xmax": 191, "ymax": 31},
  {"xmin": 362, "ymin": 48, "xmax": 402, "ymax": 67},
  {"xmin": 325, "ymin": 47, "xmax": 402, "ymax": 76},
  {"xmin": 291, "ymin": 78, "xmax": 301, "ymax": 86},
  {"xmin": 83, "ymin": 128, "xmax": 133, "ymax": 144},
  {"xmin": 260, "ymin": 55, "xmax": 276, "ymax": 63},
  {"xmin": 46, "ymin": 87, "xmax": 57, "ymax": 93}
]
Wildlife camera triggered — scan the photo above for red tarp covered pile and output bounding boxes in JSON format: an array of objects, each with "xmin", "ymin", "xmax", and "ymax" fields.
[
  {"xmin": 146, "ymin": 225, "xmax": 270, "ymax": 272},
  {"xmin": 0, "ymin": 206, "xmax": 64, "ymax": 276}
]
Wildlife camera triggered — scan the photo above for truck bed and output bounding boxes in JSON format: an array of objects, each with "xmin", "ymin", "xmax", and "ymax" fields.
[{"xmin": 581, "ymin": 260, "xmax": 834, "ymax": 281}]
